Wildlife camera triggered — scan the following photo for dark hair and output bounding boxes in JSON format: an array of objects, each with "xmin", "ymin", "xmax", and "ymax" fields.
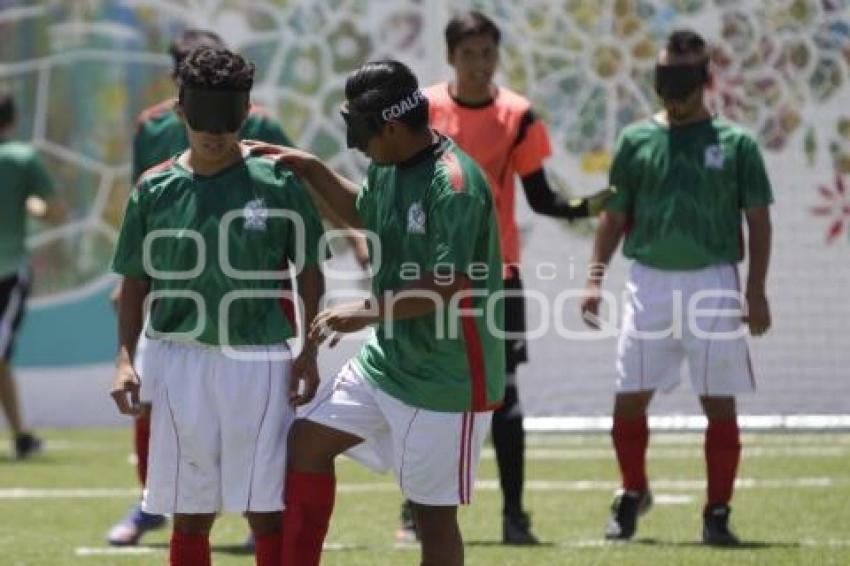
[
  {"xmin": 666, "ymin": 29, "xmax": 707, "ymax": 56},
  {"xmin": 344, "ymin": 60, "xmax": 428, "ymax": 131},
  {"xmin": 0, "ymin": 88, "xmax": 14, "ymax": 130},
  {"xmin": 168, "ymin": 29, "xmax": 226, "ymax": 77},
  {"xmin": 445, "ymin": 10, "xmax": 501, "ymax": 54},
  {"xmin": 178, "ymin": 47, "xmax": 255, "ymax": 91}
]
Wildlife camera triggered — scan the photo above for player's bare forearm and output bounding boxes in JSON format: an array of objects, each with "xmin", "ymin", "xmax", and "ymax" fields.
[
  {"xmin": 587, "ymin": 210, "xmax": 627, "ymax": 286},
  {"xmin": 300, "ymin": 158, "xmax": 363, "ymax": 229},
  {"xmin": 117, "ymin": 276, "xmax": 149, "ymax": 365},
  {"xmin": 744, "ymin": 206, "xmax": 771, "ymax": 296},
  {"xmin": 308, "ymin": 272, "xmax": 471, "ymax": 347},
  {"xmin": 376, "ymin": 272, "xmax": 469, "ymax": 321},
  {"xmin": 296, "ymin": 266, "xmax": 325, "ymax": 351}
]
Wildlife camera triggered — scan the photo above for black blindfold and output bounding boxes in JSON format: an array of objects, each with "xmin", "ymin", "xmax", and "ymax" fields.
[
  {"xmin": 654, "ymin": 60, "xmax": 709, "ymax": 101},
  {"xmin": 178, "ymin": 87, "xmax": 249, "ymax": 134}
]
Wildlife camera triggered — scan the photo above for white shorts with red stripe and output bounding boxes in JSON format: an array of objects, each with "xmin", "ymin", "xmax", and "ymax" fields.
[
  {"xmin": 303, "ymin": 362, "xmax": 492, "ymax": 506},
  {"xmin": 617, "ymin": 262, "xmax": 756, "ymax": 397},
  {"xmin": 140, "ymin": 339, "xmax": 294, "ymax": 514}
]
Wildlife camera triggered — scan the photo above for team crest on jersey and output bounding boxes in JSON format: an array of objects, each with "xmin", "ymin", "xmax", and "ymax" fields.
[
  {"xmin": 704, "ymin": 145, "xmax": 725, "ymax": 169},
  {"xmin": 407, "ymin": 201, "xmax": 427, "ymax": 234},
  {"xmin": 243, "ymin": 198, "xmax": 268, "ymax": 231}
]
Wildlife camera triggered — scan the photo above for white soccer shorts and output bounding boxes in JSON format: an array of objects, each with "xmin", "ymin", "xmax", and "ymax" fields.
[
  {"xmin": 303, "ymin": 362, "xmax": 492, "ymax": 506},
  {"xmin": 139, "ymin": 339, "xmax": 294, "ymax": 514},
  {"xmin": 616, "ymin": 262, "xmax": 756, "ymax": 396}
]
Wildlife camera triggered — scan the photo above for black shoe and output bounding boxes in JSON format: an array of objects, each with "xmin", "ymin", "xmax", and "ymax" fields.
[
  {"xmin": 395, "ymin": 500, "xmax": 418, "ymax": 544},
  {"xmin": 605, "ymin": 489, "xmax": 653, "ymax": 540},
  {"xmin": 702, "ymin": 503, "xmax": 740, "ymax": 546},
  {"xmin": 503, "ymin": 511, "xmax": 540, "ymax": 545},
  {"xmin": 14, "ymin": 433, "xmax": 43, "ymax": 460}
]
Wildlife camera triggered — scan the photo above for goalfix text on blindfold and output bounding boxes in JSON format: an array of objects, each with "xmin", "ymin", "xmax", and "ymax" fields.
[
  {"xmin": 654, "ymin": 59, "xmax": 709, "ymax": 101},
  {"xmin": 178, "ymin": 86, "xmax": 250, "ymax": 134},
  {"xmin": 340, "ymin": 89, "xmax": 427, "ymax": 151}
]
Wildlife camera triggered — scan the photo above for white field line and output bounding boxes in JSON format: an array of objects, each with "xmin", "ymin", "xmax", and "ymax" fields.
[
  {"xmin": 75, "ymin": 547, "xmax": 156, "ymax": 556},
  {"xmin": 525, "ymin": 415, "xmax": 850, "ymax": 432},
  {"xmin": 33, "ymin": 438, "xmax": 850, "ymax": 465},
  {"xmin": 73, "ymin": 537, "xmax": 850, "ymax": 556},
  {"xmin": 480, "ymin": 445, "xmax": 850, "ymax": 461},
  {"xmin": 7, "ymin": 478, "xmax": 843, "ymax": 501}
]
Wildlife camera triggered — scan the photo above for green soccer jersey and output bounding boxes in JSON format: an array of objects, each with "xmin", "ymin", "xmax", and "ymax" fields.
[
  {"xmin": 0, "ymin": 140, "xmax": 55, "ymax": 277},
  {"xmin": 352, "ymin": 135, "xmax": 506, "ymax": 413},
  {"xmin": 606, "ymin": 117, "xmax": 774, "ymax": 270},
  {"xmin": 112, "ymin": 153, "xmax": 325, "ymax": 346},
  {"xmin": 132, "ymin": 100, "xmax": 293, "ymax": 182}
]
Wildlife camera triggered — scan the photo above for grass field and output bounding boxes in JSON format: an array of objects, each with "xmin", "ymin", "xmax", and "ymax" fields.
[{"xmin": 2, "ymin": 428, "xmax": 850, "ymax": 565}]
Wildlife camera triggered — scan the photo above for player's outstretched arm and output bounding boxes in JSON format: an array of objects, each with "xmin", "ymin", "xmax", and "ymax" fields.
[
  {"xmin": 110, "ymin": 276, "xmax": 149, "ymax": 416},
  {"xmin": 581, "ymin": 210, "xmax": 627, "ymax": 329},
  {"xmin": 245, "ymin": 141, "xmax": 363, "ymax": 228},
  {"xmin": 521, "ymin": 169, "xmax": 613, "ymax": 220},
  {"xmin": 743, "ymin": 206, "xmax": 772, "ymax": 336}
]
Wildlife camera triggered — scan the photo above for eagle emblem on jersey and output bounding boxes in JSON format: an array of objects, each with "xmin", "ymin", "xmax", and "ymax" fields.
[
  {"xmin": 243, "ymin": 198, "xmax": 268, "ymax": 231},
  {"xmin": 704, "ymin": 145, "xmax": 725, "ymax": 169},
  {"xmin": 407, "ymin": 201, "xmax": 427, "ymax": 234}
]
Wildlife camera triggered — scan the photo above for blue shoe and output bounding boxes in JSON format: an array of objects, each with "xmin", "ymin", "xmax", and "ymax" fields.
[{"xmin": 107, "ymin": 502, "xmax": 167, "ymax": 546}]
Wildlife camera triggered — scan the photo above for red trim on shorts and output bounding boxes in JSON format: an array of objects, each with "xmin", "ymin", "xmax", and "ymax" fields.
[
  {"xmin": 163, "ymin": 386, "xmax": 182, "ymax": 511},
  {"xmin": 465, "ymin": 413, "xmax": 474, "ymax": 504},
  {"xmin": 459, "ymin": 283, "xmax": 488, "ymax": 411},
  {"xmin": 745, "ymin": 347, "xmax": 756, "ymax": 390},
  {"xmin": 458, "ymin": 412, "xmax": 469, "ymax": 503},
  {"xmin": 734, "ymin": 267, "xmax": 757, "ymax": 390}
]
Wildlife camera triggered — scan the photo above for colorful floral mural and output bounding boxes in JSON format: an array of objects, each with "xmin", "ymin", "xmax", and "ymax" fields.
[{"xmin": 0, "ymin": 0, "xmax": 847, "ymax": 366}]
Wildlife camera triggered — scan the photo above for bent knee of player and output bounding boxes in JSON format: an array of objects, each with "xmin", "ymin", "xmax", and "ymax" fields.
[
  {"xmin": 288, "ymin": 419, "xmax": 360, "ymax": 473},
  {"xmin": 413, "ymin": 504, "xmax": 459, "ymax": 537}
]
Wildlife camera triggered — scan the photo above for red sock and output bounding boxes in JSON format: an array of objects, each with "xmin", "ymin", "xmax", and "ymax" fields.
[
  {"xmin": 134, "ymin": 415, "xmax": 151, "ymax": 487},
  {"xmin": 169, "ymin": 530, "xmax": 210, "ymax": 566},
  {"xmin": 612, "ymin": 415, "xmax": 649, "ymax": 493},
  {"xmin": 705, "ymin": 418, "xmax": 741, "ymax": 506},
  {"xmin": 280, "ymin": 470, "xmax": 335, "ymax": 566},
  {"xmin": 254, "ymin": 531, "xmax": 282, "ymax": 566}
]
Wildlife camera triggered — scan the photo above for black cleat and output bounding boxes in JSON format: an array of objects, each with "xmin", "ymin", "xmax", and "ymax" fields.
[
  {"xmin": 605, "ymin": 489, "xmax": 653, "ymax": 540},
  {"xmin": 395, "ymin": 500, "xmax": 418, "ymax": 544},
  {"xmin": 702, "ymin": 503, "xmax": 740, "ymax": 546},
  {"xmin": 503, "ymin": 511, "xmax": 540, "ymax": 545},
  {"xmin": 14, "ymin": 433, "xmax": 43, "ymax": 460}
]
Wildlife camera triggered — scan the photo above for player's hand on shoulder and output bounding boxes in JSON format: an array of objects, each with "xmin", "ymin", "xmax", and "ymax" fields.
[
  {"xmin": 744, "ymin": 291, "xmax": 771, "ymax": 336},
  {"xmin": 290, "ymin": 347, "xmax": 320, "ymax": 406},
  {"xmin": 243, "ymin": 140, "xmax": 318, "ymax": 177},
  {"xmin": 110, "ymin": 361, "xmax": 142, "ymax": 416}
]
